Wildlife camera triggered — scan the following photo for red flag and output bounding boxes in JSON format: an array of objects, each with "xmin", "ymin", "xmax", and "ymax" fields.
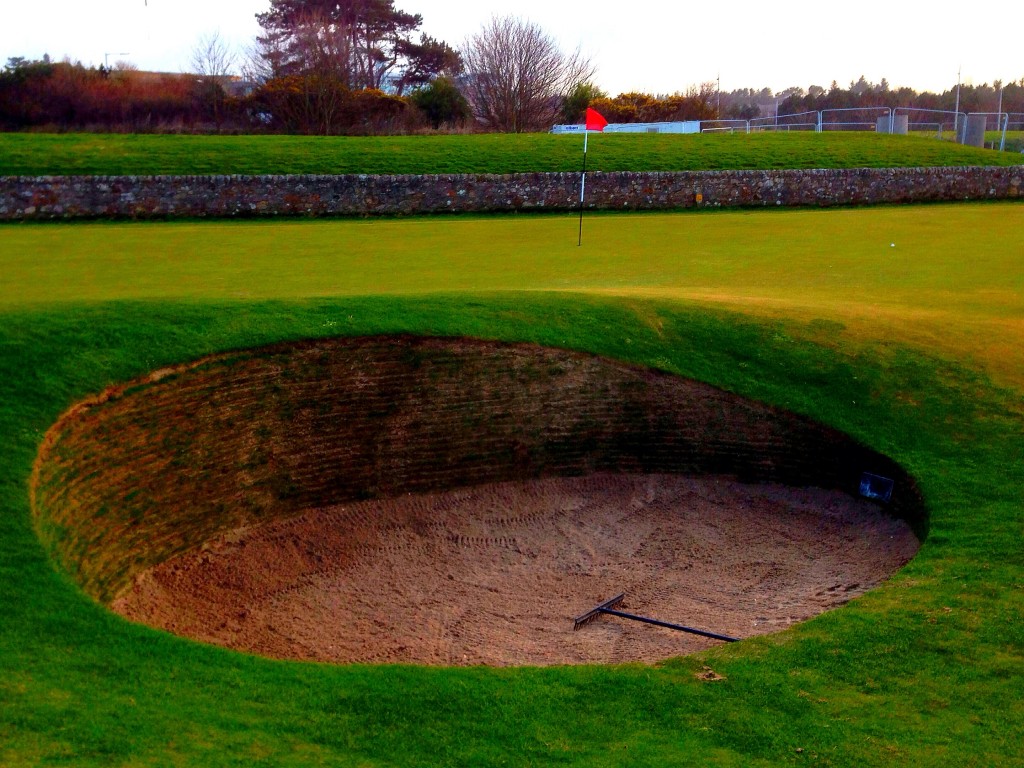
[{"xmin": 585, "ymin": 107, "xmax": 608, "ymax": 132}]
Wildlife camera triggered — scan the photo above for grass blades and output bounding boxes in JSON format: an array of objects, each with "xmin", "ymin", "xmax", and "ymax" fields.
[
  {"xmin": 2, "ymin": 205, "xmax": 1023, "ymax": 765},
  {"xmin": 1, "ymin": 131, "xmax": 1021, "ymax": 176},
  {"xmin": 1, "ymin": 296, "xmax": 1022, "ymax": 766}
]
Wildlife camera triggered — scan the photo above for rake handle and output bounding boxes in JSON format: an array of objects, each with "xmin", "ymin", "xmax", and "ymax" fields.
[{"xmin": 597, "ymin": 608, "xmax": 738, "ymax": 643}]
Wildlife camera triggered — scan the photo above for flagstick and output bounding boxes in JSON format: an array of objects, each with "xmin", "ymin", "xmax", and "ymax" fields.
[{"xmin": 577, "ymin": 128, "xmax": 588, "ymax": 247}]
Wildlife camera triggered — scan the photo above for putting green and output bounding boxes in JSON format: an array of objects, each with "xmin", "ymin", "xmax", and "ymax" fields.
[{"xmin": 5, "ymin": 203, "xmax": 1023, "ymax": 388}]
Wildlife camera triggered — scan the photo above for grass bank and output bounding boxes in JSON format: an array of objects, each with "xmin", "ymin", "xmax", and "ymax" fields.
[{"xmin": 1, "ymin": 131, "xmax": 1021, "ymax": 176}]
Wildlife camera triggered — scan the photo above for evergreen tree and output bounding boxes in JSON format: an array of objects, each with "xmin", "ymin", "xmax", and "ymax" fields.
[{"xmin": 255, "ymin": 0, "xmax": 455, "ymax": 91}]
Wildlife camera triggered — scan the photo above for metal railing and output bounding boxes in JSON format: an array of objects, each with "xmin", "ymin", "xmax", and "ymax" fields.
[
  {"xmin": 749, "ymin": 110, "xmax": 819, "ymax": 132},
  {"xmin": 818, "ymin": 106, "xmax": 893, "ymax": 132},
  {"xmin": 968, "ymin": 112, "xmax": 1011, "ymax": 150},
  {"xmin": 700, "ymin": 118, "xmax": 753, "ymax": 134},
  {"xmin": 562, "ymin": 108, "xmax": 1023, "ymax": 151},
  {"xmin": 892, "ymin": 107, "xmax": 967, "ymax": 140}
]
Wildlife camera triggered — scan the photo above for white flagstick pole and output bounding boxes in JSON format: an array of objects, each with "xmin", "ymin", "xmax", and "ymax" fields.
[{"xmin": 578, "ymin": 127, "xmax": 588, "ymax": 247}]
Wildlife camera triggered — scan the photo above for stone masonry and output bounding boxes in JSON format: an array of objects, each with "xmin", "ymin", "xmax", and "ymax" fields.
[{"xmin": 2, "ymin": 166, "xmax": 1021, "ymax": 220}]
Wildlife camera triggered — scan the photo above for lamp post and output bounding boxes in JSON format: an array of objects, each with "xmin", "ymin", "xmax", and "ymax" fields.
[{"xmin": 953, "ymin": 65, "xmax": 961, "ymax": 139}]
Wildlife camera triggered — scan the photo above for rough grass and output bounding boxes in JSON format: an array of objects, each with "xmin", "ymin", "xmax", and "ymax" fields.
[
  {"xmin": 1, "ymin": 131, "xmax": 1021, "ymax": 176},
  {"xmin": 2, "ymin": 205, "xmax": 1023, "ymax": 766}
]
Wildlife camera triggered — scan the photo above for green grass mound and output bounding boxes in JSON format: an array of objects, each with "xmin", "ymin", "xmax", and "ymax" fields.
[
  {"xmin": 4, "ymin": 294, "xmax": 1022, "ymax": 765},
  {"xmin": 2, "ymin": 131, "xmax": 1020, "ymax": 176}
]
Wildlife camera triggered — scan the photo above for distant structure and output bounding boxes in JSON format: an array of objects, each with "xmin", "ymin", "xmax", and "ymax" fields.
[
  {"xmin": 222, "ymin": 77, "xmax": 257, "ymax": 98},
  {"xmin": 551, "ymin": 121, "xmax": 701, "ymax": 134},
  {"xmin": 379, "ymin": 72, "xmax": 403, "ymax": 95}
]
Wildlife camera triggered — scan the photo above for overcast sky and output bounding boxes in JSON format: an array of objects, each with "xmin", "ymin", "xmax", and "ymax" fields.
[{"xmin": 2, "ymin": 0, "xmax": 1020, "ymax": 96}]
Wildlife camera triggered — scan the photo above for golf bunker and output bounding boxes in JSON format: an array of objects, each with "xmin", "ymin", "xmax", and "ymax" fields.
[{"xmin": 32, "ymin": 336, "xmax": 924, "ymax": 666}]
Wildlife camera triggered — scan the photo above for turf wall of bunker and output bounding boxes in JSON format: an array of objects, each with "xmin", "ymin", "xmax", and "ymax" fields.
[
  {"xmin": 3, "ymin": 166, "xmax": 1022, "ymax": 219},
  {"xmin": 32, "ymin": 336, "xmax": 925, "ymax": 605}
]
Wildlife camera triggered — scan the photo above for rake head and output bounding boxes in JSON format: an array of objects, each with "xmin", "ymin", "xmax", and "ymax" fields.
[{"xmin": 573, "ymin": 593, "xmax": 625, "ymax": 631}]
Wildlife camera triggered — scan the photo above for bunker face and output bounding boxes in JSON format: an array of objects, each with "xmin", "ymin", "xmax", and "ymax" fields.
[{"xmin": 33, "ymin": 336, "xmax": 923, "ymax": 666}]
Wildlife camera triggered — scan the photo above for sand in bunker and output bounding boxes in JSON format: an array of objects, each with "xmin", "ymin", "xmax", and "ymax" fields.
[{"xmin": 113, "ymin": 473, "xmax": 919, "ymax": 666}]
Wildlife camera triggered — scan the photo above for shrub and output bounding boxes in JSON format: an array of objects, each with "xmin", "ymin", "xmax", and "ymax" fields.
[{"xmin": 409, "ymin": 77, "xmax": 470, "ymax": 129}]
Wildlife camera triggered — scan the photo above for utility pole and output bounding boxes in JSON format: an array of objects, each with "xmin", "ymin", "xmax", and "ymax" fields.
[
  {"xmin": 996, "ymin": 81, "xmax": 1008, "ymax": 151},
  {"xmin": 953, "ymin": 65, "xmax": 961, "ymax": 139}
]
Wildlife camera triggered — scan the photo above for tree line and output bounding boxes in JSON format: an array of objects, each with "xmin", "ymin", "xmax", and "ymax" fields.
[
  {"xmin": 765, "ymin": 76, "xmax": 1024, "ymax": 120},
  {"xmin": 2, "ymin": 0, "xmax": 1022, "ymax": 134}
]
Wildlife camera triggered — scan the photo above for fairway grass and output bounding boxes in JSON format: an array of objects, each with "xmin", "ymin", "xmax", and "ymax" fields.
[{"xmin": 2, "ymin": 204, "xmax": 1023, "ymax": 766}]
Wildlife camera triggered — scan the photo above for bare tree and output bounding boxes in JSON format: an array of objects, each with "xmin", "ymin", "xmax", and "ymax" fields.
[
  {"xmin": 190, "ymin": 30, "xmax": 237, "ymax": 128},
  {"xmin": 191, "ymin": 30, "xmax": 236, "ymax": 81},
  {"xmin": 461, "ymin": 16, "xmax": 594, "ymax": 132},
  {"xmin": 240, "ymin": 36, "xmax": 277, "ymax": 86}
]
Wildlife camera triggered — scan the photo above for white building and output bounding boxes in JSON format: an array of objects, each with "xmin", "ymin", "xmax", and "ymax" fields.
[{"xmin": 551, "ymin": 121, "xmax": 701, "ymax": 134}]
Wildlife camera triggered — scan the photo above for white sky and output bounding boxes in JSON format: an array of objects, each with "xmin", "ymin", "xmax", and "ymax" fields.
[{"xmin": 1, "ymin": 0, "xmax": 1020, "ymax": 96}]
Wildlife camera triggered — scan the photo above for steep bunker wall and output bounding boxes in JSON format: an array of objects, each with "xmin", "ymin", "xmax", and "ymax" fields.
[{"xmin": 32, "ymin": 336, "xmax": 924, "ymax": 663}]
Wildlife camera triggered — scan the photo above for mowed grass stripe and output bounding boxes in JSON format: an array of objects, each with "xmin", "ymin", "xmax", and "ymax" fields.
[
  {"xmin": 5, "ymin": 203, "xmax": 1024, "ymax": 388},
  {"xmin": 1, "ymin": 131, "xmax": 1020, "ymax": 176}
]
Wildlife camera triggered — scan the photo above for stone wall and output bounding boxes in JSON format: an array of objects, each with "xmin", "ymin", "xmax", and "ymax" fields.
[{"xmin": 3, "ymin": 166, "xmax": 1022, "ymax": 220}]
